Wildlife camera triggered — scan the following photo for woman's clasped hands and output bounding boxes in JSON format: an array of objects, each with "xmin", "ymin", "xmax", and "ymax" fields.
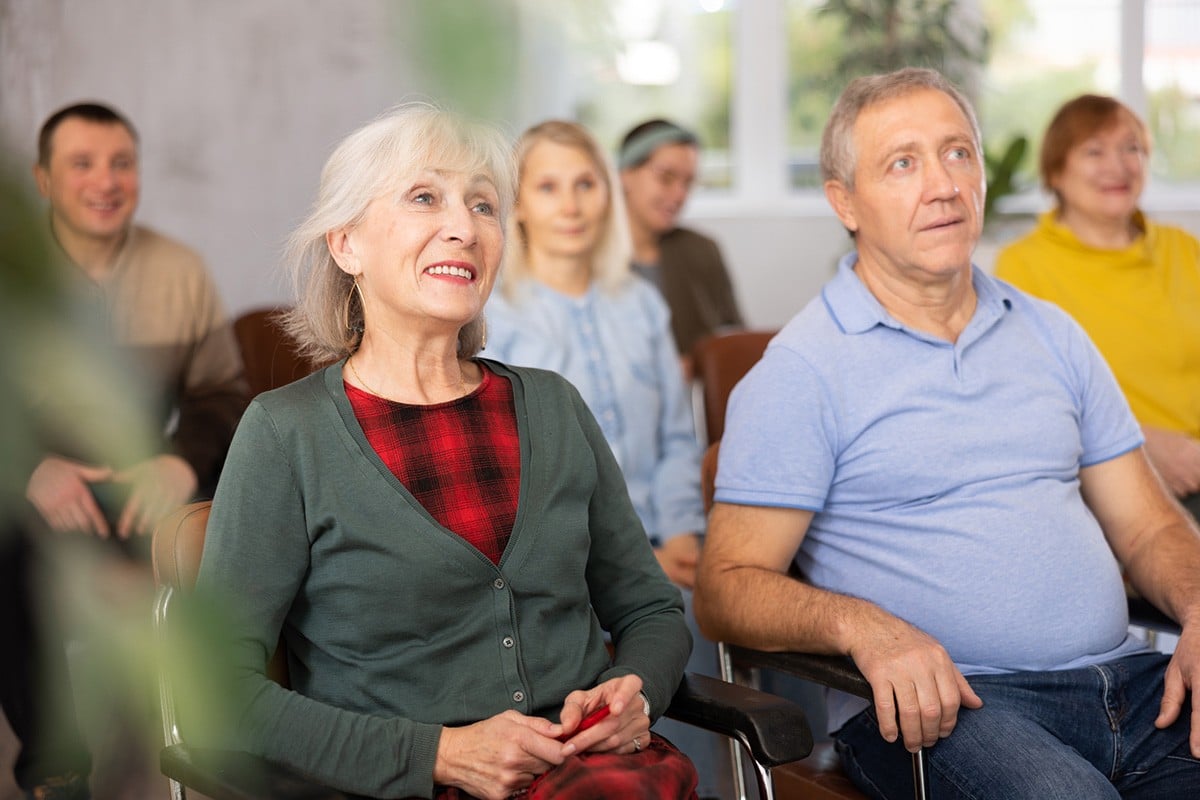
[{"xmin": 432, "ymin": 673, "xmax": 650, "ymax": 800}]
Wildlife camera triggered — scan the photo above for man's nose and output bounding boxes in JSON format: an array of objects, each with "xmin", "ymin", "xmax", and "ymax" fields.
[{"xmin": 923, "ymin": 162, "xmax": 959, "ymax": 201}]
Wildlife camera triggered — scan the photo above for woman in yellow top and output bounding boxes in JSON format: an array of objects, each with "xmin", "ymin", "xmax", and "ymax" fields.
[{"xmin": 995, "ymin": 94, "xmax": 1200, "ymax": 515}]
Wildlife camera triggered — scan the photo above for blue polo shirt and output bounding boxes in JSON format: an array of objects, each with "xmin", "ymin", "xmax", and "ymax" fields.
[{"xmin": 717, "ymin": 255, "xmax": 1149, "ymax": 727}]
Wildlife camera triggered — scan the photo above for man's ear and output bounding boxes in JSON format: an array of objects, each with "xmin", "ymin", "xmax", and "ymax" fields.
[
  {"xmin": 32, "ymin": 164, "xmax": 50, "ymax": 198},
  {"xmin": 824, "ymin": 179, "xmax": 858, "ymax": 234},
  {"xmin": 326, "ymin": 227, "xmax": 359, "ymax": 276}
]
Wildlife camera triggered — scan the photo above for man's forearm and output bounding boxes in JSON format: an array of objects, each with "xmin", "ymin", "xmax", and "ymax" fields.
[
  {"xmin": 1126, "ymin": 516, "xmax": 1200, "ymax": 629},
  {"xmin": 695, "ymin": 560, "xmax": 888, "ymax": 656}
]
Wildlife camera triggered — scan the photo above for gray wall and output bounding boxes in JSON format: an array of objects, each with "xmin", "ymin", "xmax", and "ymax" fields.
[
  {"xmin": 4, "ymin": 0, "xmax": 1198, "ymax": 331},
  {"xmin": 1, "ymin": 0, "xmax": 407, "ymax": 313}
]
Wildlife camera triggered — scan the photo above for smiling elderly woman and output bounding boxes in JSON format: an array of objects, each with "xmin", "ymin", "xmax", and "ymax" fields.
[
  {"xmin": 194, "ymin": 104, "xmax": 697, "ymax": 800},
  {"xmin": 994, "ymin": 95, "xmax": 1200, "ymax": 516}
]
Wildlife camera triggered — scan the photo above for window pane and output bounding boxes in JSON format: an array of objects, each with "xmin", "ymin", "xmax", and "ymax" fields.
[
  {"xmin": 981, "ymin": 0, "xmax": 1200, "ymax": 190},
  {"xmin": 980, "ymin": 0, "xmax": 1121, "ymax": 193},
  {"xmin": 784, "ymin": 0, "xmax": 843, "ymax": 188},
  {"xmin": 784, "ymin": 0, "xmax": 990, "ymax": 189},
  {"xmin": 1146, "ymin": 0, "xmax": 1200, "ymax": 183},
  {"xmin": 573, "ymin": 0, "xmax": 734, "ymax": 188}
]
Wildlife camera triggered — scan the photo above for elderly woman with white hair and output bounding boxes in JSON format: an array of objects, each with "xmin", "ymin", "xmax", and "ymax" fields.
[{"xmin": 195, "ymin": 104, "xmax": 697, "ymax": 800}]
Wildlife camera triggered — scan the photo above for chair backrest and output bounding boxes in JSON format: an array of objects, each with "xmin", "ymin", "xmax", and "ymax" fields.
[
  {"xmin": 152, "ymin": 501, "xmax": 212, "ymax": 593},
  {"xmin": 152, "ymin": 501, "xmax": 290, "ymax": 687},
  {"xmin": 690, "ymin": 330, "xmax": 776, "ymax": 444},
  {"xmin": 233, "ymin": 307, "xmax": 321, "ymax": 397},
  {"xmin": 701, "ymin": 440, "xmax": 720, "ymax": 513}
]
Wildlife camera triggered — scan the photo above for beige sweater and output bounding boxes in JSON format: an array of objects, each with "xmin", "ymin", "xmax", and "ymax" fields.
[{"xmin": 45, "ymin": 225, "xmax": 248, "ymax": 496}]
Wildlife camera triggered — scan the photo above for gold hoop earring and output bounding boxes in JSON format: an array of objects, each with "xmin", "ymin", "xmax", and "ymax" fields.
[{"xmin": 345, "ymin": 279, "xmax": 365, "ymax": 334}]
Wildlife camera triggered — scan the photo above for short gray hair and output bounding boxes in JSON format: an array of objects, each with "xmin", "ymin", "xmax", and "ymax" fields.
[
  {"xmin": 819, "ymin": 67, "xmax": 982, "ymax": 189},
  {"xmin": 502, "ymin": 120, "xmax": 632, "ymax": 299},
  {"xmin": 280, "ymin": 102, "xmax": 516, "ymax": 364}
]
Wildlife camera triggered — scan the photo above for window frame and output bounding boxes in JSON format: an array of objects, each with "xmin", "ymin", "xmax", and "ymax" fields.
[{"xmin": 685, "ymin": 0, "xmax": 1198, "ymax": 218}]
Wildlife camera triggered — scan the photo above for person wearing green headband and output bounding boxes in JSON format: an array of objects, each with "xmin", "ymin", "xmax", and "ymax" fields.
[{"xmin": 618, "ymin": 120, "xmax": 743, "ymax": 377}]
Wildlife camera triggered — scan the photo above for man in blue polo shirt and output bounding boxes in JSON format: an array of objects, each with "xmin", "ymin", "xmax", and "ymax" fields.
[{"xmin": 694, "ymin": 67, "xmax": 1200, "ymax": 799}]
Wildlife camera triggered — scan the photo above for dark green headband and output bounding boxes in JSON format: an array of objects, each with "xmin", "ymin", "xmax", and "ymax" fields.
[{"xmin": 618, "ymin": 123, "xmax": 698, "ymax": 170}]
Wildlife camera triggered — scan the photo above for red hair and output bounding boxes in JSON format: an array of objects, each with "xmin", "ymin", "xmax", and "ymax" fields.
[{"xmin": 1039, "ymin": 94, "xmax": 1149, "ymax": 201}]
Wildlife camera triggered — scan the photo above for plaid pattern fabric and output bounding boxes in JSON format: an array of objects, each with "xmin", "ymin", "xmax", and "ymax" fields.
[
  {"xmin": 431, "ymin": 734, "xmax": 699, "ymax": 800},
  {"xmin": 346, "ymin": 365, "xmax": 520, "ymax": 565}
]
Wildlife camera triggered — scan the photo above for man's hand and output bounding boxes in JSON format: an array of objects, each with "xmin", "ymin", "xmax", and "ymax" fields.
[
  {"xmin": 1142, "ymin": 426, "xmax": 1200, "ymax": 498},
  {"xmin": 26, "ymin": 456, "xmax": 114, "ymax": 537},
  {"xmin": 1155, "ymin": 623, "xmax": 1200, "ymax": 757},
  {"xmin": 698, "ymin": 502, "xmax": 982, "ymax": 750},
  {"xmin": 849, "ymin": 609, "xmax": 983, "ymax": 753},
  {"xmin": 112, "ymin": 454, "xmax": 198, "ymax": 539},
  {"xmin": 556, "ymin": 673, "xmax": 650, "ymax": 755},
  {"xmin": 654, "ymin": 533, "xmax": 702, "ymax": 589},
  {"xmin": 433, "ymin": 711, "xmax": 567, "ymax": 800}
]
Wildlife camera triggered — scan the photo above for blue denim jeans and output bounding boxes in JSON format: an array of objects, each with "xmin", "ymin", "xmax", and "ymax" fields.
[{"xmin": 834, "ymin": 652, "xmax": 1199, "ymax": 799}]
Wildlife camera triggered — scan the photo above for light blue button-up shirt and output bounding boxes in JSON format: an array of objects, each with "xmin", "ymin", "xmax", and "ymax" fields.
[{"xmin": 485, "ymin": 277, "xmax": 705, "ymax": 542}]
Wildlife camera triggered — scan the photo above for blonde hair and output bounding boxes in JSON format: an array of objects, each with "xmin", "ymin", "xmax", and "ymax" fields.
[
  {"xmin": 502, "ymin": 120, "xmax": 632, "ymax": 298},
  {"xmin": 280, "ymin": 102, "xmax": 516, "ymax": 364}
]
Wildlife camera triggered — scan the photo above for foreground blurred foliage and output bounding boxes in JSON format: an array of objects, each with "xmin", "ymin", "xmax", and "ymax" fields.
[{"xmin": 0, "ymin": 159, "xmax": 236, "ymax": 793}]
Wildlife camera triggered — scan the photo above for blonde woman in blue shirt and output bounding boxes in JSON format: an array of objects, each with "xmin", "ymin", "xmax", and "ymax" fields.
[{"xmin": 485, "ymin": 120, "xmax": 728, "ymax": 798}]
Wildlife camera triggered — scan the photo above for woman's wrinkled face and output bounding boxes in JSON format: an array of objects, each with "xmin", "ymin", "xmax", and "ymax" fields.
[
  {"xmin": 516, "ymin": 140, "xmax": 610, "ymax": 264},
  {"xmin": 331, "ymin": 167, "xmax": 504, "ymax": 334},
  {"xmin": 1052, "ymin": 118, "xmax": 1147, "ymax": 228}
]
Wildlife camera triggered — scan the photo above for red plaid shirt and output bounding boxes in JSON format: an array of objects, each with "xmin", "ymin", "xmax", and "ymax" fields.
[
  {"xmin": 432, "ymin": 734, "xmax": 698, "ymax": 799},
  {"xmin": 345, "ymin": 364, "xmax": 520, "ymax": 565}
]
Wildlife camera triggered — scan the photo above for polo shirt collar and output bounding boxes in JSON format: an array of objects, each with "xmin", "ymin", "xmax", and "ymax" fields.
[{"xmin": 822, "ymin": 251, "xmax": 1014, "ymax": 338}]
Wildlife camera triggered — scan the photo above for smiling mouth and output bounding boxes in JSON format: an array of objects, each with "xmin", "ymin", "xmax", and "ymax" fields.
[{"xmin": 426, "ymin": 264, "xmax": 476, "ymax": 280}]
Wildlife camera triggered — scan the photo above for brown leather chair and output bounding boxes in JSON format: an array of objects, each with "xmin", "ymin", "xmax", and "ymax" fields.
[
  {"xmin": 152, "ymin": 501, "xmax": 813, "ymax": 800},
  {"xmin": 690, "ymin": 330, "xmax": 777, "ymax": 444},
  {"xmin": 232, "ymin": 307, "xmax": 322, "ymax": 397}
]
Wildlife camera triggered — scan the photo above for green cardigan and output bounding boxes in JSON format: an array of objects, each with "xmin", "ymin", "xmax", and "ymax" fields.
[{"xmin": 195, "ymin": 360, "xmax": 690, "ymax": 798}]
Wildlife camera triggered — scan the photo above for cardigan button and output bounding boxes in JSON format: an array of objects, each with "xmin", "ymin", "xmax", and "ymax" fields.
[
  {"xmin": 493, "ymin": 578, "xmax": 505, "ymax": 590},
  {"xmin": 502, "ymin": 636, "xmax": 515, "ymax": 648},
  {"xmin": 512, "ymin": 691, "xmax": 525, "ymax": 703}
]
